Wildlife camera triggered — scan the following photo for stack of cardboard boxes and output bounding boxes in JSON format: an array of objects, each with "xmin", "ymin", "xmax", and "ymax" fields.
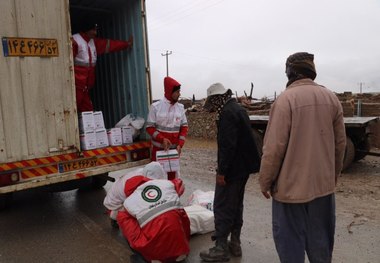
[{"xmin": 79, "ymin": 111, "xmax": 134, "ymax": 150}]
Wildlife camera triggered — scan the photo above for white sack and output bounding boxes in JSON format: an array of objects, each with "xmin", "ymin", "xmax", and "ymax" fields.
[
  {"xmin": 184, "ymin": 205, "xmax": 215, "ymax": 235},
  {"xmin": 187, "ymin": 190, "xmax": 214, "ymax": 211}
]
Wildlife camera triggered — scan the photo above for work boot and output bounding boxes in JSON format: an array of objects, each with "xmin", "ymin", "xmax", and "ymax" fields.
[
  {"xmin": 199, "ymin": 240, "xmax": 230, "ymax": 262},
  {"xmin": 228, "ymin": 241, "xmax": 242, "ymax": 257},
  {"xmin": 228, "ymin": 230, "xmax": 242, "ymax": 257}
]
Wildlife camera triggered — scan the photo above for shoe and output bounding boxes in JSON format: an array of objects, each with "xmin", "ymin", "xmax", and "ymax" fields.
[
  {"xmin": 110, "ymin": 219, "xmax": 119, "ymax": 229},
  {"xmin": 175, "ymin": 254, "xmax": 187, "ymax": 262},
  {"xmin": 130, "ymin": 254, "xmax": 148, "ymax": 263},
  {"xmin": 228, "ymin": 241, "xmax": 242, "ymax": 257},
  {"xmin": 199, "ymin": 245, "xmax": 230, "ymax": 262}
]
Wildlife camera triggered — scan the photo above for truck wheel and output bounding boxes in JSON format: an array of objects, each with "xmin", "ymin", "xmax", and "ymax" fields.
[
  {"xmin": 252, "ymin": 129, "xmax": 263, "ymax": 157},
  {"xmin": 354, "ymin": 137, "xmax": 370, "ymax": 161},
  {"xmin": 91, "ymin": 174, "xmax": 108, "ymax": 189},
  {"xmin": 0, "ymin": 193, "xmax": 13, "ymax": 211},
  {"xmin": 342, "ymin": 137, "xmax": 355, "ymax": 171},
  {"xmin": 44, "ymin": 178, "xmax": 92, "ymax": 192}
]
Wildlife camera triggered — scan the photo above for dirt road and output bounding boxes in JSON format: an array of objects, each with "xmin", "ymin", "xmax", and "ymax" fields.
[
  {"xmin": 180, "ymin": 138, "xmax": 380, "ymax": 263},
  {"xmin": 1, "ymin": 137, "xmax": 377, "ymax": 263}
]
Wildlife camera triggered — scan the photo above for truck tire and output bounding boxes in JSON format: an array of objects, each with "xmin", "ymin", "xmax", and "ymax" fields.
[
  {"xmin": 42, "ymin": 177, "xmax": 92, "ymax": 192},
  {"xmin": 354, "ymin": 136, "xmax": 370, "ymax": 161},
  {"xmin": 342, "ymin": 136, "xmax": 355, "ymax": 171},
  {"xmin": 0, "ymin": 193, "xmax": 13, "ymax": 211},
  {"xmin": 91, "ymin": 174, "xmax": 109, "ymax": 189},
  {"xmin": 252, "ymin": 129, "xmax": 263, "ymax": 157}
]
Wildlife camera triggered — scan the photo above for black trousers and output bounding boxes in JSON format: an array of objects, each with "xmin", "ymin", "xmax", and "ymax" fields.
[
  {"xmin": 212, "ymin": 176, "xmax": 249, "ymax": 242},
  {"xmin": 272, "ymin": 194, "xmax": 336, "ymax": 263}
]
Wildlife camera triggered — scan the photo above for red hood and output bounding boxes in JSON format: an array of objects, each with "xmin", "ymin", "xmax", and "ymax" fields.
[{"xmin": 164, "ymin": 77, "xmax": 181, "ymax": 102}]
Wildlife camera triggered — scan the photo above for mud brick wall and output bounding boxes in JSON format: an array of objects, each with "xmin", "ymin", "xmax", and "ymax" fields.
[
  {"xmin": 341, "ymin": 101, "xmax": 355, "ymax": 117},
  {"xmin": 355, "ymin": 103, "xmax": 380, "ymax": 117}
]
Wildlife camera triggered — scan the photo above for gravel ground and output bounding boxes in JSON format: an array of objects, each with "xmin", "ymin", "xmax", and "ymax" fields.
[{"xmin": 180, "ymin": 137, "xmax": 380, "ymax": 263}]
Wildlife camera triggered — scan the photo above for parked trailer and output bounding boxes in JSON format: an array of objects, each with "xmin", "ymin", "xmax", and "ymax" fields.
[
  {"xmin": 249, "ymin": 115, "xmax": 379, "ymax": 171},
  {"xmin": 0, "ymin": 0, "xmax": 152, "ymax": 209}
]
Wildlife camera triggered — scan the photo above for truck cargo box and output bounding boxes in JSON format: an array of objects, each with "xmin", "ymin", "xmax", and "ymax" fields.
[{"xmin": 0, "ymin": 0, "xmax": 152, "ymax": 205}]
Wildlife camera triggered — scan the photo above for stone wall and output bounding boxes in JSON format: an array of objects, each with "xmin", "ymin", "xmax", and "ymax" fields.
[{"xmin": 186, "ymin": 112, "xmax": 217, "ymax": 140}]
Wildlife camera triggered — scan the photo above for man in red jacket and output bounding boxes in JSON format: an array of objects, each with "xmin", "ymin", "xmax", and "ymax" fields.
[
  {"xmin": 146, "ymin": 76, "xmax": 189, "ymax": 179},
  {"xmin": 72, "ymin": 22, "xmax": 133, "ymax": 112}
]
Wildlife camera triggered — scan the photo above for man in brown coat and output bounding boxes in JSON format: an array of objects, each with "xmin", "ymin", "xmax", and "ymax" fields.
[{"xmin": 259, "ymin": 52, "xmax": 346, "ymax": 263}]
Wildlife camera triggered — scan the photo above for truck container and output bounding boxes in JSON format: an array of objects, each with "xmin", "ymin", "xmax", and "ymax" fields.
[{"xmin": 0, "ymin": 0, "xmax": 152, "ymax": 209}]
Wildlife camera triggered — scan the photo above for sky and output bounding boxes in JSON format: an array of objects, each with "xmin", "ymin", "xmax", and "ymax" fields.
[{"xmin": 145, "ymin": 0, "xmax": 380, "ymax": 101}]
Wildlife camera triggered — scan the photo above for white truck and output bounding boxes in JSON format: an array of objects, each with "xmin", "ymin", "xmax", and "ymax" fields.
[{"xmin": 0, "ymin": 0, "xmax": 153, "ymax": 209}]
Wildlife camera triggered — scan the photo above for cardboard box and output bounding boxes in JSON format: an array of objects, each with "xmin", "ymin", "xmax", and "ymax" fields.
[
  {"xmin": 156, "ymin": 149, "xmax": 180, "ymax": 172},
  {"xmin": 93, "ymin": 111, "xmax": 105, "ymax": 129},
  {"xmin": 121, "ymin": 126, "xmax": 133, "ymax": 144},
  {"xmin": 95, "ymin": 128, "xmax": 109, "ymax": 148},
  {"xmin": 107, "ymin": 128, "xmax": 122, "ymax": 146},
  {"xmin": 80, "ymin": 130, "xmax": 97, "ymax": 150},
  {"xmin": 79, "ymin": 111, "xmax": 95, "ymax": 133}
]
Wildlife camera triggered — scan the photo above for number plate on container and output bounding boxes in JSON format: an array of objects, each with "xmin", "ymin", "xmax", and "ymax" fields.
[
  {"xmin": 58, "ymin": 158, "xmax": 98, "ymax": 173},
  {"xmin": 2, "ymin": 37, "xmax": 59, "ymax": 57}
]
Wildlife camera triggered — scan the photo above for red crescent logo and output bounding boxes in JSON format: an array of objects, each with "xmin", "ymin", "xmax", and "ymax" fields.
[{"xmin": 147, "ymin": 190, "xmax": 156, "ymax": 198}]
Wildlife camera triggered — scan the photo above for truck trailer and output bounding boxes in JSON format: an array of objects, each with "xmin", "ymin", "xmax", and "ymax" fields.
[
  {"xmin": 0, "ymin": 0, "xmax": 152, "ymax": 209},
  {"xmin": 250, "ymin": 115, "xmax": 380, "ymax": 171}
]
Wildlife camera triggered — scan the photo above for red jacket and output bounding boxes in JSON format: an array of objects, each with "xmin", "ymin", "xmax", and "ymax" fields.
[
  {"xmin": 146, "ymin": 77, "xmax": 189, "ymax": 149},
  {"xmin": 72, "ymin": 32, "xmax": 131, "ymax": 89},
  {"xmin": 117, "ymin": 176, "xmax": 190, "ymax": 262}
]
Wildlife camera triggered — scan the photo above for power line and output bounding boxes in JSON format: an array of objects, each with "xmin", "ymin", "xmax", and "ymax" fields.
[
  {"xmin": 148, "ymin": 0, "xmax": 226, "ymax": 32},
  {"xmin": 148, "ymin": 0, "xmax": 206, "ymax": 25}
]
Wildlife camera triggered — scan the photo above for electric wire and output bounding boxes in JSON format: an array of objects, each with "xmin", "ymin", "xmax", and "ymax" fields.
[{"xmin": 148, "ymin": 0, "xmax": 226, "ymax": 32}]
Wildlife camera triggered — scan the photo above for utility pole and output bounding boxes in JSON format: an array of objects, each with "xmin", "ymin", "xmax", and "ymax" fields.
[
  {"xmin": 357, "ymin": 82, "xmax": 365, "ymax": 117},
  {"xmin": 358, "ymin": 82, "xmax": 365, "ymax": 94},
  {"xmin": 161, "ymin": 50, "xmax": 172, "ymax": 77}
]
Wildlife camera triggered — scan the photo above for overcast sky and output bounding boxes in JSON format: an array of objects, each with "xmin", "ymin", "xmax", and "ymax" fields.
[{"xmin": 145, "ymin": 0, "xmax": 380, "ymax": 101}]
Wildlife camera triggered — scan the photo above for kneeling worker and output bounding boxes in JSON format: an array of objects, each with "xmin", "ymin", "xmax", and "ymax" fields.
[{"xmin": 105, "ymin": 162, "xmax": 190, "ymax": 263}]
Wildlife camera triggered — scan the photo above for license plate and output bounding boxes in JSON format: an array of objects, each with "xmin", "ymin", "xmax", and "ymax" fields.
[
  {"xmin": 58, "ymin": 158, "xmax": 98, "ymax": 173},
  {"xmin": 2, "ymin": 37, "xmax": 59, "ymax": 57}
]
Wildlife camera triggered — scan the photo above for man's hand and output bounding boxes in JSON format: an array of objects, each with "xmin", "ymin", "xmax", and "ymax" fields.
[
  {"xmin": 162, "ymin": 138, "xmax": 171, "ymax": 151},
  {"xmin": 261, "ymin": 191, "xmax": 271, "ymax": 199},
  {"xmin": 176, "ymin": 145, "xmax": 182, "ymax": 155},
  {"xmin": 216, "ymin": 174, "xmax": 226, "ymax": 186}
]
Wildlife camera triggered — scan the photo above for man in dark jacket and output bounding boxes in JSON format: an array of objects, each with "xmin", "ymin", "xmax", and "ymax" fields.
[{"xmin": 200, "ymin": 83, "xmax": 261, "ymax": 262}]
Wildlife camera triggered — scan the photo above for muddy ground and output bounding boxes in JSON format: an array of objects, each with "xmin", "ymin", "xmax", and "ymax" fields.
[{"xmin": 180, "ymin": 138, "xmax": 380, "ymax": 263}]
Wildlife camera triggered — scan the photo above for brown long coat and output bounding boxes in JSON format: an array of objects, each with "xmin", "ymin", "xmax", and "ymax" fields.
[{"xmin": 259, "ymin": 79, "xmax": 346, "ymax": 203}]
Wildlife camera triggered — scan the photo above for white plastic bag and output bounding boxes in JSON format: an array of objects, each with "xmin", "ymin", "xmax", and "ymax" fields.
[
  {"xmin": 187, "ymin": 190, "xmax": 214, "ymax": 211},
  {"xmin": 115, "ymin": 114, "xmax": 145, "ymax": 139}
]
